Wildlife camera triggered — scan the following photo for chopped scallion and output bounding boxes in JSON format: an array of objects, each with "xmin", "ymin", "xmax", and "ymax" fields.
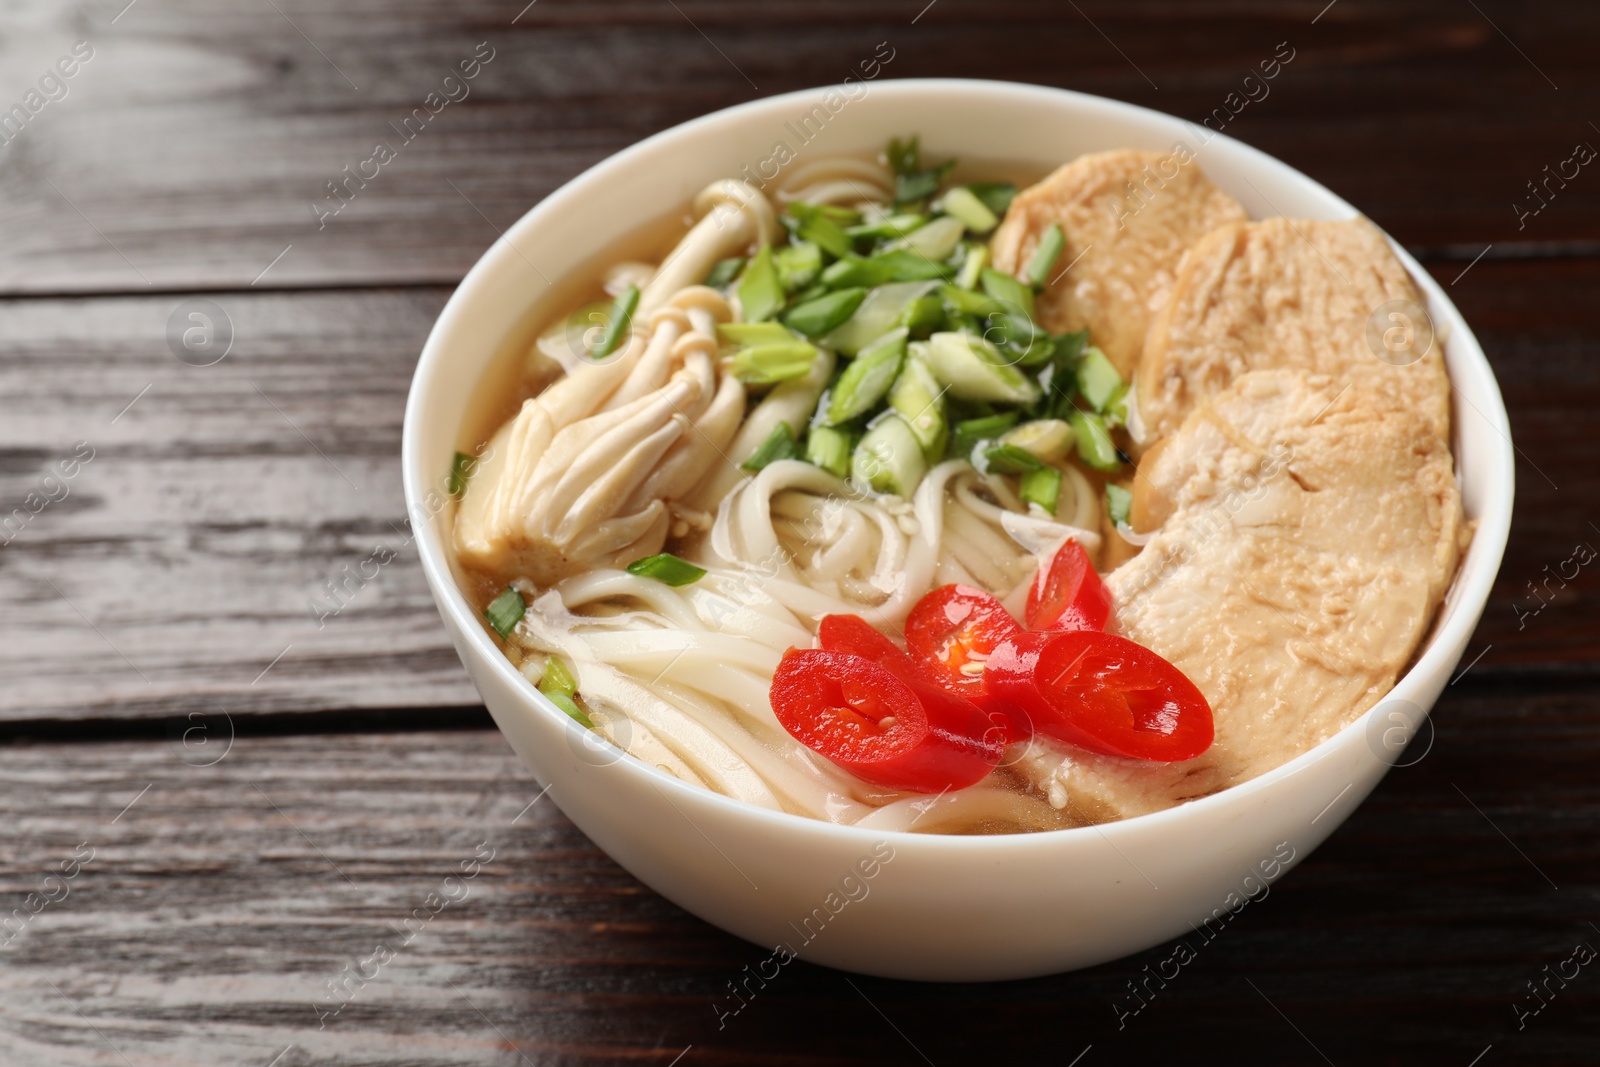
[
  {"xmin": 540, "ymin": 655, "xmax": 578, "ymax": 697},
  {"xmin": 955, "ymin": 242, "xmax": 989, "ymax": 290},
  {"xmin": 949, "ymin": 411, "xmax": 1020, "ymax": 459},
  {"xmin": 789, "ymin": 203, "xmax": 855, "ymax": 259},
  {"xmin": 1075, "ymin": 345, "xmax": 1123, "ymax": 413},
  {"xmin": 738, "ymin": 245, "xmax": 784, "ymax": 323},
  {"xmin": 1025, "ymin": 222, "xmax": 1066, "ymax": 289},
  {"xmin": 588, "ymin": 284, "xmax": 640, "ymax": 359},
  {"xmin": 704, "ymin": 257, "xmax": 745, "ymax": 288},
  {"xmin": 980, "ymin": 268, "xmax": 1036, "ymax": 321},
  {"xmin": 545, "ymin": 690, "xmax": 593, "ymax": 728},
  {"xmin": 821, "ymin": 255, "xmax": 897, "ymax": 289},
  {"xmin": 1106, "ymin": 483, "xmax": 1133, "ymax": 527},
  {"xmin": 805, "ymin": 424, "xmax": 855, "ymax": 479},
  {"xmin": 1069, "ymin": 409, "xmax": 1122, "ymax": 472},
  {"xmin": 448, "ymin": 451, "xmax": 478, "ymax": 498},
  {"xmin": 484, "ymin": 586, "xmax": 526, "ymax": 639},
  {"xmin": 717, "ymin": 321, "xmax": 795, "ymax": 346},
  {"xmin": 625, "ymin": 552, "xmax": 708, "ymax": 587},
  {"xmin": 783, "ymin": 288, "xmax": 867, "ymax": 337},
  {"xmin": 982, "ymin": 443, "xmax": 1045, "ymax": 475},
  {"xmin": 966, "ymin": 181, "xmax": 1019, "ymax": 218},
  {"xmin": 741, "ymin": 421, "xmax": 803, "ymax": 471},
  {"xmin": 827, "ymin": 327, "xmax": 906, "ymax": 424},
  {"xmin": 1020, "ymin": 466, "xmax": 1063, "ymax": 513},
  {"xmin": 868, "ymin": 249, "xmax": 953, "ymax": 282},
  {"xmin": 774, "ymin": 240, "xmax": 823, "ymax": 292},
  {"xmin": 940, "ymin": 186, "xmax": 999, "ymax": 234},
  {"xmin": 729, "ymin": 341, "xmax": 818, "ymax": 384}
]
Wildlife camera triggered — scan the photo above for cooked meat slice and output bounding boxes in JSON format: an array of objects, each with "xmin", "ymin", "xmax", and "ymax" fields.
[
  {"xmin": 1022, "ymin": 369, "xmax": 1468, "ymax": 820},
  {"xmin": 1137, "ymin": 216, "xmax": 1451, "ymax": 442},
  {"xmin": 990, "ymin": 148, "xmax": 1247, "ymax": 378}
]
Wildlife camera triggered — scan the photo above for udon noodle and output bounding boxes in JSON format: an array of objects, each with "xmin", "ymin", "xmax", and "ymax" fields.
[{"xmin": 456, "ymin": 147, "xmax": 1116, "ymax": 835}]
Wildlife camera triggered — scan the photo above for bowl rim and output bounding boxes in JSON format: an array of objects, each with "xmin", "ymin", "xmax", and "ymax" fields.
[{"xmin": 403, "ymin": 76, "xmax": 1515, "ymax": 852}]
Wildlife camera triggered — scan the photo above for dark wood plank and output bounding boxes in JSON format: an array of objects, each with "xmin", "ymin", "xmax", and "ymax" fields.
[
  {"xmin": 0, "ymin": 286, "xmax": 480, "ymax": 720},
  {"xmin": 3, "ymin": 0, "xmax": 1599, "ymax": 293},
  {"xmin": 1423, "ymin": 256, "xmax": 1600, "ymax": 675},
  {"xmin": 0, "ymin": 676, "xmax": 1595, "ymax": 1065}
]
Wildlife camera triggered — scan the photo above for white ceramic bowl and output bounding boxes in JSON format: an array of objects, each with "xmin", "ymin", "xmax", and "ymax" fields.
[{"xmin": 403, "ymin": 79, "xmax": 1513, "ymax": 981}]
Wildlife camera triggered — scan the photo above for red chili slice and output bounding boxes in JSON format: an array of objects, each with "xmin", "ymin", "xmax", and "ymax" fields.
[
  {"xmin": 816, "ymin": 612, "xmax": 1004, "ymax": 756},
  {"xmin": 818, "ymin": 613, "xmax": 920, "ymax": 676},
  {"xmin": 1026, "ymin": 539, "xmax": 1113, "ymax": 632},
  {"xmin": 985, "ymin": 630, "xmax": 1214, "ymax": 762},
  {"xmin": 770, "ymin": 647, "xmax": 1001, "ymax": 792},
  {"xmin": 902, "ymin": 586, "xmax": 1033, "ymax": 743}
]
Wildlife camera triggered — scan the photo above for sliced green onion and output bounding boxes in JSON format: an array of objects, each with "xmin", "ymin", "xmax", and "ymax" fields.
[
  {"xmin": 805, "ymin": 424, "xmax": 855, "ymax": 479},
  {"xmin": 846, "ymin": 213, "xmax": 928, "ymax": 240},
  {"xmin": 897, "ymin": 294, "xmax": 946, "ymax": 337},
  {"xmin": 625, "ymin": 552, "xmax": 708, "ymax": 587},
  {"xmin": 448, "ymin": 451, "xmax": 478, "ymax": 498},
  {"xmin": 540, "ymin": 654, "xmax": 578, "ymax": 697},
  {"xmin": 1106, "ymin": 483, "xmax": 1133, "ymax": 527},
  {"xmin": 820, "ymin": 280, "xmax": 939, "ymax": 355},
  {"xmin": 940, "ymin": 186, "xmax": 999, "ymax": 234},
  {"xmin": 717, "ymin": 321, "xmax": 794, "ymax": 346},
  {"xmin": 980, "ymin": 268, "xmax": 1036, "ymax": 321},
  {"xmin": 949, "ymin": 411, "xmax": 1019, "ymax": 459},
  {"xmin": 1050, "ymin": 328, "xmax": 1090, "ymax": 369},
  {"xmin": 888, "ymin": 354, "xmax": 948, "ymax": 458},
  {"xmin": 868, "ymin": 248, "xmax": 953, "ymax": 282},
  {"xmin": 966, "ymin": 181, "xmax": 1019, "ymax": 218},
  {"xmin": 588, "ymin": 284, "xmax": 640, "ymax": 359},
  {"xmin": 741, "ymin": 421, "xmax": 803, "ymax": 471},
  {"xmin": 955, "ymin": 243, "xmax": 989, "ymax": 290},
  {"xmin": 545, "ymin": 690, "xmax": 593, "ymax": 728},
  {"xmin": 895, "ymin": 159, "xmax": 957, "ymax": 206},
  {"xmin": 783, "ymin": 288, "xmax": 867, "ymax": 337},
  {"xmin": 887, "ymin": 135, "xmax": 921, "ymax": 176},
  {"xmin": 1025, "ymin": 222, "xmax": 1066, "ymax": 289},
  {"xmin": 922, "ymin": 332, "xmax": 1041, "ymax": 405},
  {"xmin": 738, "ymin": 245, "xmax": 784, "ymax": 323},
  {"xmin": 982, "ymin": 443, "xmax": 1045, "ymax": 475},
  {"xmin": 484, "ymin": 586, "xmax": 526, "ymax": 639},
  {"xmin": 774, "ymin": 241, "xmax": 823, "ymax": 292},
  {"xmin": 940, "ymin": 284, "xmax": 1005, "ymax": 317},
  {"xmin": 828, "ymin": 327, "xmax": 907, "ymax": 424},
  {"xmin": 729, "ymin": 341, "xmax": 818, "ymax": 385},
  {"xmin": 890, "ymin": 216, "xmax": 964, "ymax": 262},
  {"xmin": 852, "ymin": 414, "xmax": 927, "ymax": 496},
  {"xmin": 1075, "ymin": 345, "xmax": 1123, "ymax": 413},
  {"xmin": 821, "ymin": 256, "xmax": 896, "ymax": 289},
  {"xmin": 704, "ymin": 257, "xmax": 745, "ymax": 288},
  {"xmin": 789, "ymin": 204, "xmax": 855, "ymax": 259},
  {"xmin": 994, "ymin": 314, "xmax": 1054, "ymax": 366},
  {"xmin": 1020, "ymin": 466, "xmax": 1063, "ymax": 513},
  {"xmin": 1104, "ymin": 382, "xmax": 1131, "ymax": 429},
  {"xmin": 1001, "ymin": 418, "xmax": 1074, "ymax": 461},
  {"xmin": 1069, "ymin": 409, "xmax": 1122, "ymax": 472}
]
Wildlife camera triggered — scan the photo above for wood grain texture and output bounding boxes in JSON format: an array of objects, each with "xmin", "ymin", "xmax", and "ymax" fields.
[
  {"xmin": 0, "ymin": 287, "xmax": 481, "ymax": 720},
  {"xmin": 0, "ymin": 0, "xmax": 1597, "ymax": 294},
  {"xmin": 0, "ymin": 679, "xmax": 1596, "ymax": 1067}
]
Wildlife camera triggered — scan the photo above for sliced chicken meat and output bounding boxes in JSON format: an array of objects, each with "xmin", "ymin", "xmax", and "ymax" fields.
[
  {"xmin": 1020, "ymin": 369, "xmax": 1469, "ymax": 821},
  {"xmin": 1137, "ymin": 216, "xmax": 1452, "ymax": 442},
  {"xmin": 990, "ymin": 148, "xmax": 1247, "ymax": 378}
]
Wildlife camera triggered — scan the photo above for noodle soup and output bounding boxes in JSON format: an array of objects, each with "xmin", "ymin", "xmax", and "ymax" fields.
[{"xmin": 447, "ymin": 136, "xmax": 1465, "ymax": 837}]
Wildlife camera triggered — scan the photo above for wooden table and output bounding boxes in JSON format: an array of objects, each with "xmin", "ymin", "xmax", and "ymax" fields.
[{"xmin": 2, "ymin": 1, "xmax": 1595, "ymax": 1063}]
